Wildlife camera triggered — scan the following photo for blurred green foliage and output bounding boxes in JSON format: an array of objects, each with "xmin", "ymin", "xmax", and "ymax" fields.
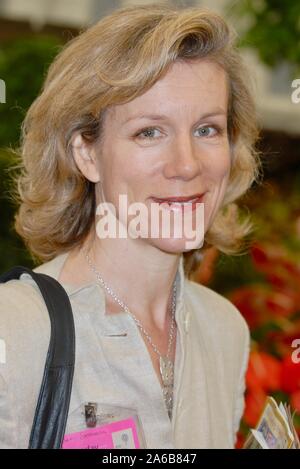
[
  {"xmin": 0, "ymin": 147, "xmax": 33, "ymax": 271},
  {"xmin": 0, "ymin": 35, "xmax": 63, "ymax": 272},
  {"xmin": 0, "ymin": 35, "xmax": 62, "ymax": 146},
  {"xmin": 228, "ymin": 0, "xmax": 300, "ymax": 75}
]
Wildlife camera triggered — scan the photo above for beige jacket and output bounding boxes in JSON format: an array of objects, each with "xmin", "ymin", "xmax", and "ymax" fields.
[{"xmin": 0, "ymin": 252, "xmax": 250, "ymax": 449}]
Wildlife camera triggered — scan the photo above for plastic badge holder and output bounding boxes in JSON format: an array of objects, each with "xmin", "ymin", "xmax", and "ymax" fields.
[{"xmin": 62, "ymin": 402, "xmax": 147, "ymax": 449}]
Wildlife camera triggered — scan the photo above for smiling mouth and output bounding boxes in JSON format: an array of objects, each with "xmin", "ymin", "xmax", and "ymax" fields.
[{"xmin": 151, "ymin": 193, "xmax": 205, "ymax": 206}]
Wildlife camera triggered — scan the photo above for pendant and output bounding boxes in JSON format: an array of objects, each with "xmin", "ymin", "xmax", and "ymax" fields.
[
  {"xmin": 159, "ymin": 356, "xmax": 174, "ymax": 387},
  {"xmin": 160, "ymin": 356, "xmax": 174, "ymax": 419},
  {"xmin": 162, "ymin": 385, "xmax": 173, "ymax": 419}
]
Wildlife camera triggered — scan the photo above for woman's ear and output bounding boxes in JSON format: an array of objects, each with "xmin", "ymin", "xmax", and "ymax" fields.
[{"xmin": 71, "ymin": 133, "xmax": 101, "ymax": 183}]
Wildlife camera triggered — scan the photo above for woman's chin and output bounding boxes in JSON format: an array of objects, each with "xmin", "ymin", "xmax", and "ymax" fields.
[{"xmin": 148, "ymin": 236, "xmax": 205, "ymax": 254}]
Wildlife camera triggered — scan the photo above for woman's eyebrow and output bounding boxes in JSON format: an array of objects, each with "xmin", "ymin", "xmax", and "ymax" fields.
[{"xmin": 123, "ymin": 108, "xmax": 227, "ymax": 124}]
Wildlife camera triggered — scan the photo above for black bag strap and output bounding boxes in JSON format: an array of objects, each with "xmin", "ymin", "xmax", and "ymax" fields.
[{"xmin": 0, "ymin": 266, "xmax": 75, "ymax": 449}]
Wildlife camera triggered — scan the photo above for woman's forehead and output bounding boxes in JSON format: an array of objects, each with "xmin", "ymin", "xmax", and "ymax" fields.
[{"xmin": 107, "ymin": 60, "xmax": 229, "ymax": 125}]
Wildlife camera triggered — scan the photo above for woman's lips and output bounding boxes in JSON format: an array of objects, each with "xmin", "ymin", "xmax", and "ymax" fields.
[{"xmin": 150, "ymin": 194, "xmax": 205, "ymax": 212}]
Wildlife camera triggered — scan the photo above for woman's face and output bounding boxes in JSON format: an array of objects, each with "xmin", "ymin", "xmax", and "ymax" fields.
[{"xmin": 92, "ymin": 58, "xmax": 231, "ymax": 253}]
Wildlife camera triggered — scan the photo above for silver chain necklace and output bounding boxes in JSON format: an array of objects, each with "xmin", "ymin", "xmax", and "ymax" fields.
[{"xmin": 84, "ymin": 250, "xmax": 177, "ymax": 419}]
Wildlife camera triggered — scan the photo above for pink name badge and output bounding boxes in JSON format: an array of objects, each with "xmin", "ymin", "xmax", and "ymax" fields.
[{"xmin": 62, "ymin": 417, "xmax": 140, "ymax": 449}]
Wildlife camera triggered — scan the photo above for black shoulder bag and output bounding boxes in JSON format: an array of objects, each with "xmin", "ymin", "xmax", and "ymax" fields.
[{"xmin": 0, "ymin": 266, "xmax": 75, "ymax": 449}]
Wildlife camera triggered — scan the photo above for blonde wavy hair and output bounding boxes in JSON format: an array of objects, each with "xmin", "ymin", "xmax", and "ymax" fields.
[{"xmin": 13, "ymin": 3, "xmax": 260, "ymax": 275}]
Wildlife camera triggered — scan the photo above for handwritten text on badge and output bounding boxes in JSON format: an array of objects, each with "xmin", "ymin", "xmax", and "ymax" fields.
[{"xmin": 62, "ymin": 417, "xmax": 140, "ymax": 449}]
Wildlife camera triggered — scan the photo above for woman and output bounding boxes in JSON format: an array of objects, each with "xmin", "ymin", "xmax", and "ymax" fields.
[{"xmin": 0, "ymin": 4, "xmax": 260, "ymax": 449}]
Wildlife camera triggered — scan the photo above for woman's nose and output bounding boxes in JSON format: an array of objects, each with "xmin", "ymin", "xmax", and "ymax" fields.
[{"xmin": 163, "ymin": 133, "xmax": 201, "ymax": 181}]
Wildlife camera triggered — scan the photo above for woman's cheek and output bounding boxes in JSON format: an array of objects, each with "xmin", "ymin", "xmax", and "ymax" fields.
[{"xmin": 207, "ymin": 155, "xmax": 231, "ymax": 188}]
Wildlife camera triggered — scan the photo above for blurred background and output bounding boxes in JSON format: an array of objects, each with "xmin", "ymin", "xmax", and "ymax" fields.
[{"xmin": 0, "ymin": 0, "xmax": 299, "ymax": 447}]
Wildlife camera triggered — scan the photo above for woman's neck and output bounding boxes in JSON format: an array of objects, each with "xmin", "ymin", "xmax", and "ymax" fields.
[{"xmin": 63, "ymin": 232, "xmax": 181, "ymax": 331}]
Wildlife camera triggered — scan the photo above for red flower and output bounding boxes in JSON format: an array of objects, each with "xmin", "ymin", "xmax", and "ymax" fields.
[
  {"xmin": 251, "ymin": 243, "xmax": 270, "ymax": 269},
  {"xmin": 246, "ymin": 351, "xmax": 282, "ymax": 392},
  {"xmin": 291, "ymin": 390, "xmax": 300, "ymax": 413},
  {"xmin": 265, "ymin": 290, "xmax": 298, "ymax": 318},
  {"xmin": 235, "ymin": 431, "xmax": 245, "ymax": 449},
  {"xmin": 281, "ymin": 354, "xmax": 300, "ymax": 394},
  {"xmin": 229, "ymin": 286, "xmax": 298, "ymax": 331},
  {"xmin": 229, "ymin": 286, "xmax": 270, "ymax": 329},
  {"xmin": 244, "ymin": 387, "xmax": 268, "ymax": 428},
  {"xmin": 251, "ymin": 244, "xmax": 300, "ymax": 295}
]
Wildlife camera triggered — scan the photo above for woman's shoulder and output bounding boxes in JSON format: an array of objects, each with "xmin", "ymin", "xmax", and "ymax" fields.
[
  {"xmin": 0, "ymin": 252, "xmax": 69, "ymax": 316},
  {"xmin": 0, "ymin": 276, "xmax": 51, "ymax": 349},
  {"xmin": 0, "ymin": 258, "xmax": 62, "ymax": 365},
  {"xmin": 0, "ymin": 275, "xmax": 48, "ymax": 313}
]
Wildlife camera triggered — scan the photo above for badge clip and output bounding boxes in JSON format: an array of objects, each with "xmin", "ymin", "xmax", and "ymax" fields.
[{"xmin": 84, "ymin": 402, "xmax": 98, "ymax": 428}]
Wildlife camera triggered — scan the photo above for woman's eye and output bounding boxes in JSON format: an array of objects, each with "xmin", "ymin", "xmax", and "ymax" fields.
[
  {"xmin": 195, "ymin": 126, "xmax": 219, "ymax": 137},
  {"xmin": 135, "ymin": 127, "xmax": 161, "ymax": 139}
]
